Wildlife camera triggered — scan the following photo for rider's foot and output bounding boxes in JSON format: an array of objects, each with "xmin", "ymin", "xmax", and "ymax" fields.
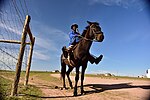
[{"xmin": 95, "ymin": 55, "xmax": 103, "ymax": 64}]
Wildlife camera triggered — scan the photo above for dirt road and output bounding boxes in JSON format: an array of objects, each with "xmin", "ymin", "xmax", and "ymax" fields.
[{"xmin": 28, "ymin": 74, "xmax": 150, "ymax": 100}]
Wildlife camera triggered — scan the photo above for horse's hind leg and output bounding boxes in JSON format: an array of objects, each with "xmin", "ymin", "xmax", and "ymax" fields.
[
  {"xmin": 66, "ymin": 66, "xmax": 74, "ymax": 89},
  {"xmin": 61, "ymin": 61, "xmax": 66, "ymax": 89}
]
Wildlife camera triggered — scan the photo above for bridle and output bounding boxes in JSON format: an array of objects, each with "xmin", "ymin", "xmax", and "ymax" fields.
[{"xmin": 79, "ymin": 24, "xmax": 102, "ymax": 42}]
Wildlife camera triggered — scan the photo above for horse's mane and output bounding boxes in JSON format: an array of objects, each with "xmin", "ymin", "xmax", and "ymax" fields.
[
  {"xmin": 81, "ymin": 25, "xmax": 89, "ymax": 37},
  {"xmin": 81, "ymin": 22, "xmax": 99, "ymax": 37}
]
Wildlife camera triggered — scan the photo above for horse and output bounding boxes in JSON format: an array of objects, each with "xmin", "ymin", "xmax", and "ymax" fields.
[{"xmin": 60, "ymin": 21, "xmax": 104, "ymax": 96}]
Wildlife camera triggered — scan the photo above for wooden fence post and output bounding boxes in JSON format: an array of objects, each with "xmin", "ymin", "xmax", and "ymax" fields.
[
  {"xmin": 11, "ymin": 15, "xmax": 31, "ymax": 96},
  {"xmin": 24, "ymin": 37, "xmax": 35, "ymax": 86}
]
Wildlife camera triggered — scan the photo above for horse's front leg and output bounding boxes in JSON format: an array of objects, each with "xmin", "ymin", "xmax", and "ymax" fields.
[
  {"xmin": 74, "ymin": 66, "xmax": 80, "ymax": 96},
  {"xmin": 66, "ymin": 66, "xmax": 74, "ymax": 89},
  {"xmin": 81, "ymin": 64, "xmax": 87, "ymax": 95}
]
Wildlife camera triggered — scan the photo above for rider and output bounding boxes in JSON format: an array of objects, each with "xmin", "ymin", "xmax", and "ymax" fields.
[
  {"xmin": 62, "ymin": 23, "xmax": 103, "ymax": 64},
  {"xmin": 69, "ymin": 24, "xmax": 81, "ymax": 50}
]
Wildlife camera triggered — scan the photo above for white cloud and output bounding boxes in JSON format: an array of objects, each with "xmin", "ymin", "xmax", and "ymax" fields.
[
  {"xmin": 35, "ymin": 37, "xmax": 57, "ymax": 51},
  {"xmin": 32, "ymin": 20, "xmax": 68, "ymax": 45},
  {"xmin": 31, "ymin": 20, "xmax": 68, "ymax": 61},
  {"xmin": 33, "ymin": 50, "xmax": 50, "ymax": 61},
  {"xmin": 0, "ymin": 23, "xmax": 21, "ymax": 35},
  {"xmin": 88, "ymin": 0, "xmax": 147, "ymax": 11}
]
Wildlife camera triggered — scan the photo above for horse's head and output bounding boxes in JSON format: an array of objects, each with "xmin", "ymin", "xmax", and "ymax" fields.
[{"xmin": 86, "ymin": 21, "xmax": 104, "ymax": 42}]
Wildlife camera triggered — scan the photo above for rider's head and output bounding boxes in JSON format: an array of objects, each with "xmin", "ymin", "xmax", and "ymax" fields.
[{"xmin": 71, "ymin": 24, "xmax": 78, "ymax": 31}]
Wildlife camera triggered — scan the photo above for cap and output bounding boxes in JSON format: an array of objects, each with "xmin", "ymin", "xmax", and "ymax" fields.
[{"xmin": 71, "ymin": 24, "xmax": 78, "ymax": 29}]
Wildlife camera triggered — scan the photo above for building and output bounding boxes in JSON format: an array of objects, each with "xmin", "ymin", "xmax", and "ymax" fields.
[{"xmin": 146, "ymin": 69, "xmax": 150, "ymax": 78}]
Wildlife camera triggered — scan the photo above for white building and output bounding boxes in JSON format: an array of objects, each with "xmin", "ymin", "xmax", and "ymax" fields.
[{"xmin": 146, "ymin": 69, "xmax": 150, "ymax": 78}]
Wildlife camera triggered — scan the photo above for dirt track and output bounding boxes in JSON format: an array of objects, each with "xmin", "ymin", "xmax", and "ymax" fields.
[{"xmin": 27, "ymin": 74, "xmax": 150, "ymax": 100}]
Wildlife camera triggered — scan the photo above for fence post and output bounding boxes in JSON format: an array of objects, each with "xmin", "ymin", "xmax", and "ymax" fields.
[
  {"xmin": 24, "ymin": 37, "xmax": 35, "ymax": 86},
  {"xmin": 11, "ymin": 15, "xmax": 31, "ymax": 96}
]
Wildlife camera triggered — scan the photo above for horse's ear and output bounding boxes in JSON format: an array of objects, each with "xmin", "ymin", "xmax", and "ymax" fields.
[{"xmin": 87, "ymin": 21, "xmax": 92, "ymax": 25}]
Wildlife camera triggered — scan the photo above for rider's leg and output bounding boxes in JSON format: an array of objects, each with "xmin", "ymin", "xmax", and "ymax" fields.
[
  {"xmin": 67, "ymin": 45, "xmax": 74, "ymax": 60},
  {"xmin": 62, "ymin": 45, "xmax": 74, "ymax": 58},
  {"xmin": 88, "ymin": 54, "xmax": 103, "ymax": 64}
]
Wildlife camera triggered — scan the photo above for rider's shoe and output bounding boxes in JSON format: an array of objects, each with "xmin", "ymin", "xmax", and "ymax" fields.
[{"xmin": 95, "ymin": 55, "xmax": 103, "ymax": 64}]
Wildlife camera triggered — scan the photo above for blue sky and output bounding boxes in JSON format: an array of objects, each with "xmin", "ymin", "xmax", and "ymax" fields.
[{"xmin": 1, "ymin": 0, "xmax": 150, "ymax": 76}]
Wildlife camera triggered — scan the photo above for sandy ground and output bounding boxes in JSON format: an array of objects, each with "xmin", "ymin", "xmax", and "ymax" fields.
[{"xmin": 27, "ymin": 74, "xmax": 150, "ymax": 100}]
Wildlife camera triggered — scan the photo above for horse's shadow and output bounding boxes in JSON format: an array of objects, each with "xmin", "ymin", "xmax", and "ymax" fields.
[{"xmin": 83, "ymin": 82, "xmax": 150, "ymax": 95}]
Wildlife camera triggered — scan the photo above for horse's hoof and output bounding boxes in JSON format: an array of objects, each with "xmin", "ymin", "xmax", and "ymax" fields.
[
  {"xmin": 55, "ymin": 86, "xmax": 59, "ymax": 89},
  {"xmin": 70, "ymin": 86, "xmax": 73, "ymax": 89},
  {"xmin": 60, "ymin": 87, "xmax": 67, "ymax": 90},
  {"xmin": 70, "ymin": 84, "xmax": 73, "ymax": 89},
  {"xmin": 81, "ymin": 90, "xmax": 85, "ymax": 95},
  {"xmin": 73, "ymin": 92, "xmax": 77, "ymax": 96},
  {"xmin": 73, "ymin": 94, "xmax": 77, "ymax": 96}
]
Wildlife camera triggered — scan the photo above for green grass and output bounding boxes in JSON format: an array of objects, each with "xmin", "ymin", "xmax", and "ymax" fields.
[
  {"xmin": 27, "ymin": 71, "xmax": 62, "ymax": 85},
  {"xmin": 0, "ymin": 76, "xmax": 12, "ymax": 99},
  {"xmin": 0, "ymin": 76, "xmax": 43, "ymax": 100},
  {"xmin": 0, "ymin": 70, "xmax": 61, "ymax": 83},
  {"xmin": 1, "ymin": 70, "xmax": 149, "ymax": 81},
  {"xmin": 0, "ymin": 70, "xmax": 61, "ymax": 99}
]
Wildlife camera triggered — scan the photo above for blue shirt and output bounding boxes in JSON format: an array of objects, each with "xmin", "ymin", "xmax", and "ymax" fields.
[{"xmin": 69, "ymin": 31, "xmax": 80, "ymax": 46}]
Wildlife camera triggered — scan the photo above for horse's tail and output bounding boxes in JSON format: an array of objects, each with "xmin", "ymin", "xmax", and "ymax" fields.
[{"xmin": 60, "ymin": 54, "xmax": 66, "ymax": 79}]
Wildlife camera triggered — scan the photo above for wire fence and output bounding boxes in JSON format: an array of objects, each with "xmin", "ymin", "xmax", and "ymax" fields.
[
  {"xmin": 0, "ymin": 0, "xmax": 30, "ymax": 71},
  {"xmin": 0, "ymin": 0, "xmax": 36, "ymax": 96}
]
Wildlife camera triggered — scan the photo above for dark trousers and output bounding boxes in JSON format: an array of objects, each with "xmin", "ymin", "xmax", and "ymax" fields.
[{"xmin": 88, "ymin": 53, "xmax": 97, "ymax": 64}]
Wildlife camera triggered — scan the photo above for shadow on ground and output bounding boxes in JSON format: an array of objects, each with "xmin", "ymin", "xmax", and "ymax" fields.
[{"xmin": 84, "ymin": 82, "xmax": 150, "ymax": 94}]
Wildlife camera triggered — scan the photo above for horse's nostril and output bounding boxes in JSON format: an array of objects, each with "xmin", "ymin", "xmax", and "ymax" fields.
[
  {"xmin": 96, "ymin": 36, "xmax": 98, "ymax": 40},
  {"xmin": 96, "ymin": 34, "xmax": 104, "ymax": 42}
]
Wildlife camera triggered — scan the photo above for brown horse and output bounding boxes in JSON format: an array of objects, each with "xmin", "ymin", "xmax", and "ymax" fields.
[{"xmin": 60, "ymin": 21, "xmax": 104, "ymax": 96}]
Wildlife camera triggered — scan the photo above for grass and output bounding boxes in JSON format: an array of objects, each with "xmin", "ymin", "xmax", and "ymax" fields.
[
  {"xmin": 0, "ymin": 76, "xmax": 43, "ymax": 100},
  {"xmin": 0, "ymin": 70, "xmax": 61, "ymax": 84},
  {"xmin": 17, "ymin": 85, "xmax": 43, "ymax": 100},
  {"xmin": 1, "ymin": 70, "xmax": 149, "ymax": 82},
  {"xmin": 0, "ymin": 76, "xmax": 12, "ymax": 99},
  {"xmin": 0, "ymin": 70, "xmax": 61, "ymax": 99},
  {"xmin": 32, "ymin": 72, "xmax": 61, "ymax": 83}
]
